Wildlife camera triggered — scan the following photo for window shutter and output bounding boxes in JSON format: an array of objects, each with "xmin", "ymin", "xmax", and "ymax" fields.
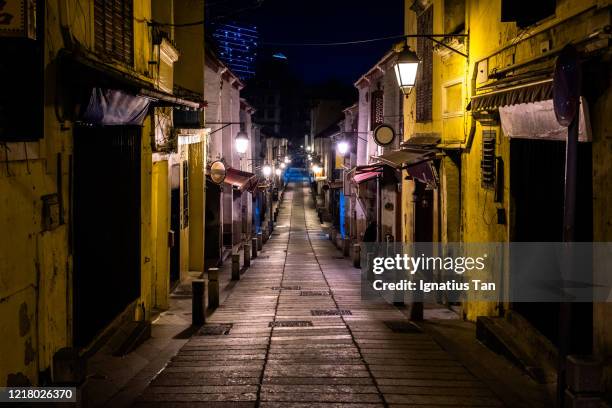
[
  {"xmin": 416, "ymin": 6, "xmax": 433, "ymax": 122},
  {"xmin": 370, "ymin": 90, "xmax": 384, "ymax": 130},
  {"xmin": 94, "ymin": 0, "xmax": 134, "ymax": 66}
]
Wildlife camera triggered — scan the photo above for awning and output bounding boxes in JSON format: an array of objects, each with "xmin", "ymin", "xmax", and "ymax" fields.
[
  {"xmin": 82, "ymin": 88, "xmax": 151, "ymax": 125},
  {"xmin": 469, "ymin": 79, "xmax": 553, "ymax": 112},
  {"xmin": 224, "ymin": 168, "xmax": 257, "ymax": 192},
  {"xmin": 371, "ymin": 148, "xmax": 436, "ymax": 169},
  {"xmin": 405, "ymin": 161, "xmax": 438, "ymax": 188},
  {"xmin": 352, "ymin": 164, "xmax": 384, "ymax": 184},
  {"xmin": 62, "ymin": 50, "xmax": 203, "ymax": 123}
]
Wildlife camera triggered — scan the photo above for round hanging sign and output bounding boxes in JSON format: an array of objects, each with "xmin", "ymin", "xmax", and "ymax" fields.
[
  {"xmin": 373, "ymin": 124, "xmax": 395, "ymax": 147},
  {"xmin": 209, "ymin": 160, "xmax": 226, "ymax": 184}
]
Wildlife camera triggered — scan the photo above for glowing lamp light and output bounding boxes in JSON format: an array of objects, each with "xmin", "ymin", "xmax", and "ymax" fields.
[
  {"xmin": 311, "ymin": 164, "xmax": 321, "ymax": 173},
  {"xmin": 337, "ymin": 140, "xmax": 349, "ymax": 156},
  {"xmin": 262, "ymin": 165, "xmax": 272, "ymax": 177},
  {"xmin": 307, "ymin": 155, "xmax": 312, "ymax": 161},
  {"xmin": 284, "ymin": 156, "xmax": 290, "ymax": 164},
  {"xmin": 235, "ymin": 131, "xmax": 249, "ymax": 154},
  {"xmin": 393, "ymin": 45, "xmax": 420, "ymax": 95},
  {"xmin": 280, "ymin": 163, "xmax": 286, "ymax": 169},
  {"xmin": 275, "ymin": 168, "xmax": 282, "ymax": 176}
]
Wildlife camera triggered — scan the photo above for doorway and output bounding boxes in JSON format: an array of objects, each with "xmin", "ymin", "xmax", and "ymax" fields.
[
  {"xmin": 73, "ymin": 126, "xmax": 141, "ymax": 348},
  {"xmin": 510, "ymin": 138, "xmax": 593, "ymax": 353},
  {"xmin": 205, "ymin": 179, "xmax": 222, "ymax": 266},
  {"xmin": 170, "ymin": 164, "xmax": 181, "ymax": 287}
]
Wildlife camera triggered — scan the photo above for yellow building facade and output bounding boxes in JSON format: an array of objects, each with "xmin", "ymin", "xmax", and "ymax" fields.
[
  {"xmin": 0, "ymin": 0, "xmax": 207, "ymax": 386},
  {"xmin": 402, "ymin": 0, "xmax": 611, "ymax": 395}
]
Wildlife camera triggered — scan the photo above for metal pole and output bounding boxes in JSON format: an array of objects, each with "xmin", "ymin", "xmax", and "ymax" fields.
[{"xmin": 557, "ymin": 112, "xmax": 579, "ymax": 407}]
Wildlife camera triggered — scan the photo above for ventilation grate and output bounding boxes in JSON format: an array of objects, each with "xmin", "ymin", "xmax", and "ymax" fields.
[
  {"xmin": 300, "ymin": 290, "xmax": 330, "ymax": 296},
  {"xmin": 269, "ymin": 321, "xmax": 313, "ymax": 328},
  {"xmin": 311, "ymin": 310, "xmax": 352, "ymax": 316},
  {"xmin": 481, "ymin": 130, "xmax": 496, "ymax": 189},
  {"xmin": 384, "ymin": 320, "xmax": 422, "ymax": 333},
  {"xmin": 271, "ymin": 286, "xmax": 301, "ymax": 291},
  {"xmin": 197, "ymin": 323, "xmax": 233, "ymax": 336}
]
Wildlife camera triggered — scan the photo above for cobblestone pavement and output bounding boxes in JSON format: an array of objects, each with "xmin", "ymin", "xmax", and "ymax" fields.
[{"xmin": 134, "ymin": 182, "xmax": 504, "ymax": 407}]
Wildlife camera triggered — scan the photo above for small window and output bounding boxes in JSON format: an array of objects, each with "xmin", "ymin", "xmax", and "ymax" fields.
[
  {"xmin": 481, "ymin": 131, "xmax": 496, "ymax": 189},
  {"xmin": 182, "ymin": 160, "xmax": 189, "ymax": 227},
  {"xmin": 370, "ymin": 90, "xmax": 384, "ymax": 130},
  {"xmin": 442, "ymin": 80, "xmax": 463, "ymax": 117},
  {"xmin": 444, "ymin": 0, "xmax": 466, "ymax": 34}
]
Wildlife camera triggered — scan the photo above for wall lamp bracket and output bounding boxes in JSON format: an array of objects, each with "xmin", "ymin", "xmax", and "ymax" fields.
[{"xmin": 403, "ymin": 33, "xmax": 469, "ymax": 59}]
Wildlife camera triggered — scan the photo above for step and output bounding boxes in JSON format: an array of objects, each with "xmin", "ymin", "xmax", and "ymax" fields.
[{"xmin": 476, "ymin": 315, "xmax": 556, "ymax": 384}]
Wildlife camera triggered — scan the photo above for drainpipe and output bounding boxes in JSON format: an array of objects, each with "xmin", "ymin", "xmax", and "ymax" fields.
[{"xmin": 376, "ymin": 175, "xmax": 381, "ymax": 242}]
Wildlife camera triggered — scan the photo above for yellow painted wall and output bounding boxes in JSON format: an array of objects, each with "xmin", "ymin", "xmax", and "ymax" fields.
[
  {"xmin": 403, "ymin": 0, "xmax": 609, "ymax": 320},
  {"xmin": 188, "ymin": 141, "xmax": 206, "ymax": 273},
  {"xmin": 0, "ymin": 0, "xmax": 159, "ymax": 384},
  {"xmin": 152, "ymin": 160, "xmax": 170, "ymax": 310}
]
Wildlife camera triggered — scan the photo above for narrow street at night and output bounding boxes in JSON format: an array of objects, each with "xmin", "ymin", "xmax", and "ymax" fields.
[
  {"xmin": 2, "ymin": 0, "xmax": 612, "ymax": 407},
  {"xmin": 134, "ymin": 181, "xmax": 503, "ymax": 407}
]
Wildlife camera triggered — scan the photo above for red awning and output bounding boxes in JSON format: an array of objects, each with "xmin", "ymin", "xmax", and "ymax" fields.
[
  {"xmin": 224, "ymin": 168, "xmax": 257, "ymax": 192},
  {"xmin": 351, "ymin": 164, "xmax": 384, "ymax": 184}
]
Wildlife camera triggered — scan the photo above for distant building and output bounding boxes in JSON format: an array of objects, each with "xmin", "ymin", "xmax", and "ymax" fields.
[{"xmin": 211, "ymin": 22, "xmax": 258, "ymax": 80}]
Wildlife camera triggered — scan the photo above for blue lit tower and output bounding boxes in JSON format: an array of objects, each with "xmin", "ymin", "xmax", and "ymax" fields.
[{"xmin": 211, "ymin": 22, "xmax": 259, "ymax": 80}]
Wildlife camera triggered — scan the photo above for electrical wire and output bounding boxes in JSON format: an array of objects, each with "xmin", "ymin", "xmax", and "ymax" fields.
[{"xmin": 261, "ymin": 34, "xmax": 406, "ymax": 47}]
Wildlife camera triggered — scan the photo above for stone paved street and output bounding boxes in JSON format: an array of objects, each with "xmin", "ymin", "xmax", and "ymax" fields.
[{"xmin": 134, "ymin": 182, "xmax": 504, "ymax": 407}]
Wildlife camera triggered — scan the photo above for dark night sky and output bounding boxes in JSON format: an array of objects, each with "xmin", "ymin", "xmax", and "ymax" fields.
[{"xmin": 209, "ymin": 0, "xmax": 405, "ymax": 85}]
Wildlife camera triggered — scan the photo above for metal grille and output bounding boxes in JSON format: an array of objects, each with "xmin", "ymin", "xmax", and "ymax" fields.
[
  {"xmin": 271, "ymin": 286, "xmax": 301, "ymax": 290},
  {"xmin": 384, "ymin": 321, "xmax": 422, "ymax": 333},
  {"xmin": 197, "ymin": 324, "xmax": 233, "ymax": 336},
  {"xmin": 311, "ymin": 310, "xmax": 352, "ymax": 316},
  {"xmin": 416, "ymin": 6, "xmax": 433, "ymax": 122},
  {"xmin": 370, "ymin": 90, "xmax": 384, "ymax": 130},
  {"xmin": 481, "ymin": 130, "xmax": 496, "ymax": 189},
  {"xmin": 300, "ymin": 290, "xmax": 330, "ymax": 296},
  {"xmin": 94, "ymin": 0, "xmax": 134, "ymax": 66},
  {"xmin": 269, "ymin": 321, "xmax": 313, "ymax": 328}
]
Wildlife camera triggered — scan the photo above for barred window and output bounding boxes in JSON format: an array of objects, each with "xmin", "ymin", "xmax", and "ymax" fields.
[
  {"xmin": 416, "ymin": 6, "xmax": 433, "ymax": 122},
  {"xmin": 370, "ymin": 90, "xmax": 384, "ymax": 130},
  {"xmin": 94, "ymin": 0, "xmax": 134, "ymax": 65}
]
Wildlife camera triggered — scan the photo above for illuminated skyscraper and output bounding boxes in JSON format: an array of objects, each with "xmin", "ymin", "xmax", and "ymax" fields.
[{"xmin": 211, "ymin": 22, "xmax": 258, "ymax": 80}]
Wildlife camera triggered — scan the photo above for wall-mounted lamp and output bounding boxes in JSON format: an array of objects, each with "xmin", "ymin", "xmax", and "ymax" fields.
[
  {"xmin": 337, "ymin": 140, "xmax": 350, "ymax": 156},
  {"xmin": 235, "ymin": 131, "xmax": 249, "ymax": 154},
  {"xmin": 262, "ymin": 164, "xmax": 272, "ymax": 177}
]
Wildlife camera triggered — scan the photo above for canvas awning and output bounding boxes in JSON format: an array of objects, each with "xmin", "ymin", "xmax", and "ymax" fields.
[
  {"xmin": 351, "ymin": 164, "xmax": 384, "ymax": 184},
  {"xmin": 371, "ymin": 148, "xmax": 436, "ymax": 169},
  {"xmin": 224, "ymin": 168, "xmax": 257, "ymax": 192},
  {"xmin": 469, "ymin": 79, "xmax": 553, "ymax": 112}
]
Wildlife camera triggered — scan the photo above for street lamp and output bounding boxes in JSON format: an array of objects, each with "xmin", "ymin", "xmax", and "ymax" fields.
[
  {"xmin": 280, "ymin": 162, "xmax": 286, "ymax": 169},
  {"xmin": 235, "ymin": 131, "xmax": 249, "ymax": 154},
  {"xmin": 262, "ymin": 164, "xmax": 272, "ymax": 177},
  {"xmin": 393, "ymin": 45, "xmax": 420, "ymax": 95},
  {"xmin": 284, "ymin": 156, "xmax": 290, "ymax": 164},
  {"xmin": 311, "ymin": 163, "xmax": 321, "ymax": 173},
  {"xmin": 337, "ymin": 140, "xmax": 349, "ymax": 156},
  {"xmin": 275, "ymin": 168, "xmax": 282, "ymax": 176}
]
